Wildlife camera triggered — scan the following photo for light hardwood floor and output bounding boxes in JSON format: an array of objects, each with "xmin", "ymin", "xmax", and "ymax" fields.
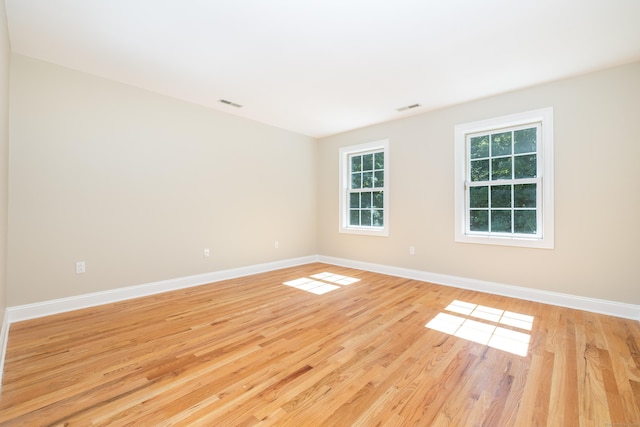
[{"xmin": 0, "ymin": 263, "xmax": 638, "ymax": 426}]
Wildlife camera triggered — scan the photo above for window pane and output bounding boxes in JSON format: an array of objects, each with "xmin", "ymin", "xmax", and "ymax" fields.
[
  {"xmin": 514, "ymin": 127, "xmax": 536, "ymax": 154},
  {"xmin": 349, "ymin": 192, "xmax": 360, "ymax": 208},
  {"xmin": 470, "ymin": 135, "xmax": 489, "ymax": 159},
  {"xmin": 491, "ymin": 185, "xmax": 512, "ymax": 208},
  {"xmin": 373, "ymin": 191, "xmax": 384, "ymax": 208},
  {"xmin": 351, "ymin": 155, "xmax": 362, "ymax": 172},
  {"xmin": 363, "ymin": 154, "xmax": 373, "ymax": 171},
  {"xmin": 374, "ymin": 171, "xmax": 384, "ymax": 187},
  {"xmin": 514, "ymin": 184, "xmax": 536, "ymax": 208},
  {"xmin": 372, "ymin": 209, "xmax": 384, "ymax": 226},
  {"xmin": 514, "ymin": 210, "xmax": 536, "ymax": 234},
  {"xmin": 514, "ymin": 154, "xmax": 537, "ymax": 178},
  {"xmin": 350, "ymin": 210, "xmax": 360, "ymax": 226},
  {"xmin": 491, "ymin": 132, "xmax": 512, "ymax": 156},
  {"xmin": 491, "ymin": 157, "xmax": 512, "ymax": 180},
  {"xmin": 351, "ymin": 173, "xmax": 362, "ymax": 189},
  {"xmin": 361, "ymin": 209, "xmax": 372, "ymax": 226},
  {"xmin": 470, "ymin": 210, "xmax": 489, "ymax": 231},
  {"xmin": 470, "ymin": 186, "xmax": 488, "ymax": 208},
  {"xmin": 471, "ymin": 159, "xmax": 489, "ymax": 181},
  {"xmin": 374, "ymin": 152, "xmax": 384, "ymax": 169},
  {"xmin": 361, "ymin": 192, "xmax": 372, "ymax": 208},
  {"xmin": 491, "ymin": 210, "xmax": 512, "ymax": 232},
  {"xmin": 362, "ymin": 171, "xmax": 373, "ymax": 188}
]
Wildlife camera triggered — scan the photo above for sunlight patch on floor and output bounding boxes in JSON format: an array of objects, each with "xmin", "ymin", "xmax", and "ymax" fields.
[
  {"xmin": 310, "ymin": 272, "xmax": 360, "ymax": 286},
  {"xmin": 425, "ymin": 300, "xmax": 533, "ymax": 357},
  {"xmin": 284, "ymin": 272, "xmax": 360, "ymax": 295}
]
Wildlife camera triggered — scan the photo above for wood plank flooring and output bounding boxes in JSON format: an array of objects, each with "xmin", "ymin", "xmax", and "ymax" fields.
[{"xmin": 0, "ymin": 263, "xmax": 638, "ymax": 426}]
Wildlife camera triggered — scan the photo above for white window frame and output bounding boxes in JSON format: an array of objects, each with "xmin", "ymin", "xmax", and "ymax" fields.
[
  {"xmin": 339, "ymin": 139, "xmax": 389, "ymax": 236},
  {"xmin": 454, "ymin": 108, "xmax": 554, "ymax": 249}
]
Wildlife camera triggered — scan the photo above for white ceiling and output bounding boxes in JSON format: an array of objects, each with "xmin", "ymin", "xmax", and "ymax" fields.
[{"xmin": 5, "ymin": 1, "xmax": 640, "ymax": 138}]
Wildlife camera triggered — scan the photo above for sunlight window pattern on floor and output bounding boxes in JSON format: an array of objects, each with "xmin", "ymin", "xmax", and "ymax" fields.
[
  {"xmin": 283, "ymin": 272, "xmax": 360, "ymax": 295},
  {"xmin": 425, "ymin": 300, "xmax": 533, "ymax": 356},
  {"xmin": 310, "ymin": 272, "xmax": 360, "ymax": 285}
]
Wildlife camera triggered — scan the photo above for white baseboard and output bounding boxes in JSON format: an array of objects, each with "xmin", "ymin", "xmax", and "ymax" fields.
[
  {"xmin": 6, "ymin": 255, "xmax": 318, "ymax": 324},
  {"xmin": 0, "ymin": 309, "xmax": 9, "ymax": 393},
  {"xmin": 317, "ymin": 255, "xmax": 640, "ymax": 321},
  {"xmin": 6, "ymin": 254, "xmax": 639, "ymax": 324},
  {"xmin": 1, "ymin": 254, "xmax": 638, "ymax": 389}
]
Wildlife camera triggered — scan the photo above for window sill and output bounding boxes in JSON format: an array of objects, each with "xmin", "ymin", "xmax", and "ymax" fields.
[
  {"xmin": 339, "ymin": 226, "xmax": 389, "ymax": 237},
  {"xmin": 455, "ymin": 233, "xmax": 553, "ymax": 249}
]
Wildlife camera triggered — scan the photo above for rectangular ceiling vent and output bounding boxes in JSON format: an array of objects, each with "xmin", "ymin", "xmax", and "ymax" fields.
[
  {"xmin": 396, "ymin": 103, "xmax": 421, "ymax": 112},
  {"xmin": 218, "ymin": 99, "xmax": 243, "ymax": 108}
]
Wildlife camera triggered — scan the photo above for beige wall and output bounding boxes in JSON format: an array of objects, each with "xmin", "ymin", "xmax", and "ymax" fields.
[
  {"xmin": 0, "ymin": 0, "xmax": 9, "ymax": 324},
  {"xmin": 317, "ymin": 62, "xmax": 640, "ymax": 305},
  {"xmin": 8, "ymin": 55, "xmax": 317, "ymax": 306},
  {"xmin": 6, "ymin": 53, "xmax": 639, "ymax": 308}
]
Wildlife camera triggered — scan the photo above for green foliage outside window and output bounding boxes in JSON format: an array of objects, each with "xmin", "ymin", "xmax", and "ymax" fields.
[
  {"xmin": 349, "ymin": 151, "xmax": 384, "ymax": 227},
  {"xmin": 468, "ymin": 126, "xmax": 538, "ymax": 234}
]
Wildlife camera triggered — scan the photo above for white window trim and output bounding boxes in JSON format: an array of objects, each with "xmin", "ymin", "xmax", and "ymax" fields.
[
  {"xmin": 454, "ymin": 108, "xmax": 554, "ymax": 249},
  {"xmin": 339, "ymin": 139, "xmax": 389, "ymax": 236}
]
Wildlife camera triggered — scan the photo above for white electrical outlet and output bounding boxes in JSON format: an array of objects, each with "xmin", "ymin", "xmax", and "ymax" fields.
[
  {"xmin": 204, "ymin": 248, "xmax": 210, "ymax": 257},
  {"xmin": 409, "ymin": 246, "xmax": 415, "ymax": 255},
  {"xmin": 274, "ymin": 240, "xmax": 279, "ymax": 249},
  {"xmin": 76, "ymin": 261, "xmax": 86, "ymax": 274}
]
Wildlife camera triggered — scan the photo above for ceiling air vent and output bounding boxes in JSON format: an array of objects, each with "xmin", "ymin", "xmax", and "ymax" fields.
[
  {"xmin": 396, "ymin": 103, "xmax": 421, "ymax": 112},
  {"xmin": 218, "ymin": 99, "xmax": 243, "ymax": 108}
]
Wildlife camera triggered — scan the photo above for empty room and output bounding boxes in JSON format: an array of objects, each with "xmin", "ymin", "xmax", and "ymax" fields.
[{"xmin": 0, "ymin": 1, "xmax": 639, "ymax": 425}]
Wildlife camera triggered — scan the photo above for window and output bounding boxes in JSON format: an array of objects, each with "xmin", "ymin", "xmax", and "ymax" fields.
[
  {"xmin": 454, "ymin": 108, "xmax": 554, "ymax": 248},
  {"xmin": 339, "ymin": 140, "xmax": 389, "ymax": 236}
]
